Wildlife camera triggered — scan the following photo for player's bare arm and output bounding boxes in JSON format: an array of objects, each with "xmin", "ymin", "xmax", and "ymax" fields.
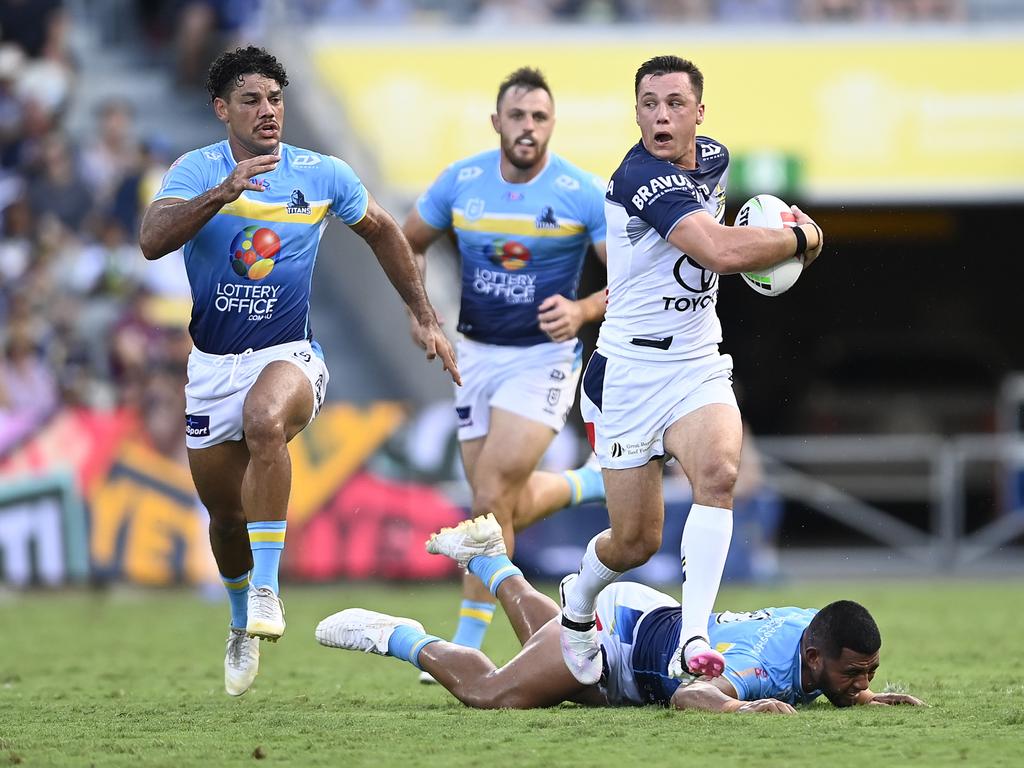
[
  {"xmin": 668, "ymin": 209, "xmax": 823, "ymax": 275},
  {"xmin": 537, "ymin": 241, "xmax": 608, "ymax": 342},
  {"xmin": 352, "ymin": 197, "xmax": 461, "ymax": 385},
  {"xmin": 857, "ymin": 690, "xmax": 927, "ymax": 706},
  {"xmin": 670, "ymin": 678, "xmax": 797, "ymax": 715},
  {"xmin": 139, "ymin": 154, "xmax": 280, "ymax": 260}
]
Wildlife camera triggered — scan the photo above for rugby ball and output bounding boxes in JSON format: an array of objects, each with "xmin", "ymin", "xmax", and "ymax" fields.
[{"xmin": 735, "ymin": 194, "xmax": 803, "ymax": 297}]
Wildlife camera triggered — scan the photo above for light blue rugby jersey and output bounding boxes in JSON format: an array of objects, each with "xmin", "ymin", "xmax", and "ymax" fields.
[
  {"xmin": 629, "ymin": 605, "xmax": 822, "ymax": 706},
  {"xmin": 417, "ymin": 149, "xmax": 606, "ymax": 347},
  {"xmin": 154, "ymin": 139, "xmax": 368, "ymax": 355}
]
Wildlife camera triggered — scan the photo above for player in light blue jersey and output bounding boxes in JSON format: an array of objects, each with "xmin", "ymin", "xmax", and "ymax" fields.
[
  {"xmin": 402, "ymin": 67, "xmax": 609, "ymax": 669},
  {"xmin": 139, "ymin": 46, "xmax": 458, "ymax": 697},
  {"xmin": 317, "ymin": 516, "xmax": 925, "ymax": 713}
]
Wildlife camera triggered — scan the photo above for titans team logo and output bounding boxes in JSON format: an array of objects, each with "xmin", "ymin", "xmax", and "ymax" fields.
[
  {"xmin": 490, "ymin": 239, "xmax": 531, "ymax": 270},
  {"xmin": 230, "ymin": 225, "xmax": 281, "ymax": 280},
  {"xmin": 287, "ymin": 188, "xmax": 310, "ymax": 215}
]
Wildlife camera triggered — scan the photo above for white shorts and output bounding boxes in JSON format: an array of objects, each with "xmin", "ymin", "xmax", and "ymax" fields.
[
  {"xmin": 184, "ymin": 339, "xmax": 329, "ymax": 450},
  {"xmin": 580, "ymin": 351, "xmax": 737, "ymax": 469},
  {"xmin": 454, "ymin": 338, "xmax": 582, "ymax": 442},
  {"xmin": 596, "ymin": 582, "xmax": 677, "ymax": 707}
]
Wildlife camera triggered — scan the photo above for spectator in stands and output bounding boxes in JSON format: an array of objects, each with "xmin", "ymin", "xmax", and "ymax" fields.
[
  {"xmin": 471, "ymin": 0, "xmax": 554, "ymax": 24},
  {"xmin": 26, "ymin": 132, "xmax": 91, "ymax": 234},
  {"xmin": 80, "ymin": 99, "xmax": 140, "ymax": 212},
  {"xmin": 0, "ymin": 321, "xmax": 58, "ymax": 425},
  {"xmin": 0, "ymin": 0, "xmax": 70, "ymax": 67},
  {"xmin": 717, "ymin": 0, "xmax": 797, "ymax": 21},
  {"xmin": 799, "ymin": 0, "xmax": 871, "ymax": 19}
]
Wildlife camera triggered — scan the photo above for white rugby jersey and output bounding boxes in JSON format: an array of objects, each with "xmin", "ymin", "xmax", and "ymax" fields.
[{"xmin": 597, "ymin": 137, "xmax": 729, "ymax": 362}]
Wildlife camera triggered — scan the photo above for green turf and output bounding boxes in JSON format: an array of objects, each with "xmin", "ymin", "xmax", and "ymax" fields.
[{"xmin": 1, "ymin": 579, "xmax": 1022, "ymax": 767}]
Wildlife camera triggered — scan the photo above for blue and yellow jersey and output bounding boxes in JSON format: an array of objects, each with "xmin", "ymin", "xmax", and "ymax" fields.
[
  {"xmin": 630, "ymin": 605, "xmax": 822, "ymax": 706},
  {"xmin": 416, "ymin": 149, "xmax": 605, "ymax": 347},
  {"xmin": 154, "ymin": 140, "xmax": 368, "ymax": 355}
]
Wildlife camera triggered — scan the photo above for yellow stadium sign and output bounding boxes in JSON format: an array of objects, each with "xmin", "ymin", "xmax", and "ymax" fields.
[{"xmin": 313, "ymin": 33, "xmax": 1024, "ymax": 202}]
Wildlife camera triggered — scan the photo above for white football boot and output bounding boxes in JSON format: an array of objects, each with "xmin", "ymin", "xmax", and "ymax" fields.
[
  {"xmin": 558, "ymin": 573, "xmax": 603, "ymax": 685},
  {"xmin": 246, "ymin": 586, "xmax": 286, "ymax": 641},
  {"xmin": 224, "ymin": 627, "xmax": 260, "ymax": 696},
  {"xmin": 315, "ymin": 608, "xmax": 425, "ymax": 656},
  {"xmin": 425, "ymin": 513, "xmax": 506, "ymax": 567}
]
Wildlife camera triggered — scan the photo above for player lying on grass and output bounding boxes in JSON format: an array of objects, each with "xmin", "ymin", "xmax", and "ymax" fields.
[{"xmin": 316, "ymin": 515, "xmax": 925, "ymax": 713}]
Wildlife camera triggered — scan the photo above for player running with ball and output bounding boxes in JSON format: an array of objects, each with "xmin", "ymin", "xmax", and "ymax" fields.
[{"xmin": 558, "ymin": 55, "xmax": 825, "ymax": 686}]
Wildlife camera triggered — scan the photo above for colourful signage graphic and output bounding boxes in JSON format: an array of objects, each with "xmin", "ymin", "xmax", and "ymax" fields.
[{"xmin": 0, "ymin": 402, "xmax": 460, "ymax": 587}]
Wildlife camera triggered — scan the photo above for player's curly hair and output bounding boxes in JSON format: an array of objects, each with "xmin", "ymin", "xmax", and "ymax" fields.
[
  {"xmin": 496, "ymin": 67, "xmax": 552, "ymax": 111},
  {"xmin": 206, "ymin": 46, "xmax": 289, "ymax": 103},
  {"xmin": 634, "ymin": 55, "xmax": 704, "ymax": 102},
  {"xmin": 806, "ymin": 600, "xmax": 881, "ymax": 660}
]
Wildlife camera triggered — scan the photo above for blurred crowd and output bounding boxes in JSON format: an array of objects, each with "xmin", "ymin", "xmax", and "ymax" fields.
[
  {"xmin": 0, "ymin": 0, "xmax": 1014, "ymax": 458},
  {"xmin": 128, "ymin": 0, "xmax": 998, "ymax": 32},
  {"xmin": 0, "ymin": 0, "xmax": 190, "ymax": 457}
]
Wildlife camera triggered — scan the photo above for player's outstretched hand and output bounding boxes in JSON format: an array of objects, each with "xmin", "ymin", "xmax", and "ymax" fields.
[
  {"xmin": 867, "ymin": 692, "xmax": 927, "ymax": 707},
  {"xmin": 219, "ymin": 155, "xmax": 280, "ymax": 202},
  {"xmin": 414, "ymin": 318, "xmax": 461, "ymax": 386},
  {"xmin": 736, "ymin": 698, "xmax": 797, "ymax": 715},
  {"xmin": 538, "ymin": 294, "xmax": 583, "ymax": 343},
  {"xmin": 790, "ymin": 205, "xmax": 824, "ymax": 269}
]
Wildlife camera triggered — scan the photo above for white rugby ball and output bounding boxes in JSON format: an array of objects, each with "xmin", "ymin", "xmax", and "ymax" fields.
[{"xmin": 735, "ymin": 194, "xmax": 803, "ymax": 297}]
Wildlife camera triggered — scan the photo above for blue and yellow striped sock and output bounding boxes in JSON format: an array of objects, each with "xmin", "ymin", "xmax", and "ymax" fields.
[
  {"xmin": 450, "ymin": 600, "xmax": 496, "ymax": 649},
  {"xmin": 387, "ymin": 624, "xmax": 442, "ymax": 670},
  {"xmin": 248, "ymin": 521, "xmax": 287, "ymax": 593},
  {"xmin": 222, "ymin": 571, "xmax": 250, "ymax": 630},
  {"xmin": 467, "ymin": 554, "xmax": 523, "ymax": 597},
  {"xmin": 562, "ymin": 463, "xmax": 605, "ymax": 506}
]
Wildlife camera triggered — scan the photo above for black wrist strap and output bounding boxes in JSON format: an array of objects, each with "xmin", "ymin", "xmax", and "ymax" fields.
[{"xmin": 792, "ymin": 225, "xmax": 807, "ymax": 258}]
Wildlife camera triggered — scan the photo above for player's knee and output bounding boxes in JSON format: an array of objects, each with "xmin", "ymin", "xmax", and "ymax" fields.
[
  {"xmin": 242, "ymin": 410, "xmax": 287, "ymax": 453},
  {"xmin": 694, "ymin": 459, "xmax": 739, "ymax": 502},
  {"xmin": 612, "ymin": 528, "xmax": 662, "ymax": 566},
  {"xmin": 208, "ymin": 510, "xmax": 246, "ymax": 537},
  {"xmin": 472, "ymin": 483, "xmax": 518, "ymax": 522}
]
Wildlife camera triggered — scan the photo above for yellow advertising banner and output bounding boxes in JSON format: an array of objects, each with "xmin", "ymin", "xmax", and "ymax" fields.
[{"xmin": 313, "ymin": 33, "xmax": 1024, "ymax": 201}]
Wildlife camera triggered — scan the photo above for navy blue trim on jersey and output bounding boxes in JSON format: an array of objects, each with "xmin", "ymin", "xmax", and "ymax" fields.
[
  {"xmin": 606, "ymin": 139, "xmax": 729, "ymax": 241},
  {"xmin": 631, "ymin": 605, "xmax": 684, "ymax": 706},
  {"xmin": 582, "ymin": 352, "xmax": 607, "ymax": 412}
]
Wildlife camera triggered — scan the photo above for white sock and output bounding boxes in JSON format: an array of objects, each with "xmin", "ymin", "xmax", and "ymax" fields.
[
  {"xmin": 679, "ymin": 504, "xmax": 733, "ymax": 645},
  {"xmin": 565, "ymin": 531, "xmax": 622, "ymax": 622}
]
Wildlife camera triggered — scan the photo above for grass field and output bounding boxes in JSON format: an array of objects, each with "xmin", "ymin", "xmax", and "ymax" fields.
[{"xmin": 2, "ymin": 579, "xmax": 1023, "ymax": 767}]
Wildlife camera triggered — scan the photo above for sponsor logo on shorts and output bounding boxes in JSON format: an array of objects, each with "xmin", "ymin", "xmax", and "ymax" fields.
[
  {"xmin": 549, "ymin": 369, "xmax": 566, "ymax": 381},
  {"xmin": 609, "ymin": 435, "xmax": 657, "ymax": 459},
  {"xmin": 185, "ymin": 414, "xmax": 211, "ymax": 438},
  {"xmin": 312, "ymin": 373, "xmax": 325, "ymax": 416},
  {"xmin": 293, "ymin": 350, "xmax": 312, "ymax": 363},
  {"xmin": 456, "ymin": 406, "xmax": 472, "ymax": 427}
]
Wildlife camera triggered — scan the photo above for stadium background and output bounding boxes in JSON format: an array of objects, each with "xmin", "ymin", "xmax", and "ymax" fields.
[{"xmin": 0, "ymin": 1, "xmax": 1022, "ymax": 764}]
